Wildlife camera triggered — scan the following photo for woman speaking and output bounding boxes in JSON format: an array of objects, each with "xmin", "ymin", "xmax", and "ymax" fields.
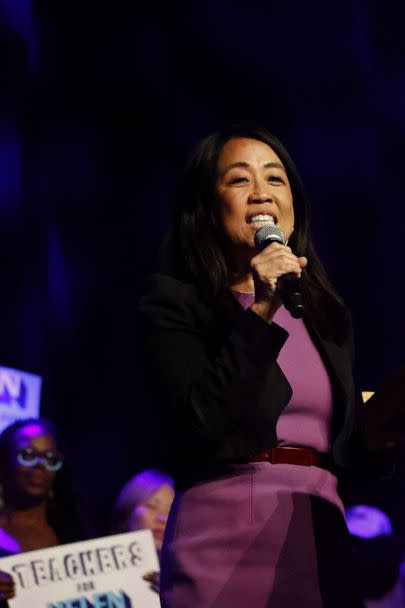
[{"xmin": 138, "ymin": 123, "xmax": 391, "ymax": 607}]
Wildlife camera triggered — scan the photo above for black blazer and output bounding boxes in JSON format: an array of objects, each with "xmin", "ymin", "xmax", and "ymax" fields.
[{"xmin": 138, "ymin": 274, "xmax": 388, "ymax": 489}]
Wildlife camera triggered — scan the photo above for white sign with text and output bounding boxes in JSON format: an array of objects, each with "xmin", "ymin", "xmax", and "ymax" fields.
[{"xmin": 0, "ymin": 529, "xmax": 161, "ymax": 608}]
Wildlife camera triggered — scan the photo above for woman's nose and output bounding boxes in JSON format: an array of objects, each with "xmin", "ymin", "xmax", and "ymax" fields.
[
  {"xmin": 157, "ymin": 512, "xmax": 168, "ymax": 523},
  {"xmin": 250, "ymin": 191, "xmax": 272, "ymax": 204},
  {"xmin": 33, "ymin": 457, "xmax": 47, "ymax": 469},
  {"xmin": 252, "ymin": 192, "xmax": 269, "ymax": 201},
  {"xmin": 250, "ymin": 179, "xmax": 273, "ymax": 203}
]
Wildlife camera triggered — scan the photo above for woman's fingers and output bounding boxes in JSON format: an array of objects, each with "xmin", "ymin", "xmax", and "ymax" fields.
[
  {"xmin": 298, "ymin": 256, "xmax": 308, "ymax": 268},
  {"xmin": 143, "ymin": 571, "xmax": 160, "ymax": 594},
  {"xmin": 251, "ymin": 244, "xmax": 305, "ymax": 303},
  {"xmin": 252, "ymin": 247, "xmax": 303, "ymax": 279},
  {"xmin": 0, "ymin": 570, "xmax": 16, "ymax": 599}
]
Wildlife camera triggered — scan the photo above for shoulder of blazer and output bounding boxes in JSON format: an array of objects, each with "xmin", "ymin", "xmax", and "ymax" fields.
[
  {"xmin": 138, "ymin": 274, "xmax": 204, "ymax": 323},
  {"xmin": 138, "ymin": 274, "xmax": 242, "ymax": 331}
]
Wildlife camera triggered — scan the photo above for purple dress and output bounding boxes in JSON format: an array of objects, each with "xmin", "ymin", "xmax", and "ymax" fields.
[{"xmin": 160, "ymin": 293, "xmax": 360, "ymax": 607}]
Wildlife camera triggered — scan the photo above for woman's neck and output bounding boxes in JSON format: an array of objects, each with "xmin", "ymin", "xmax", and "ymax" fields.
[
  {"xmin": 0, "ymin": 501, "xmax": 59, "ymax": 553},
  {"xmin": 2, "ymin": 501, "xmax": 48, "ymax": 527}
]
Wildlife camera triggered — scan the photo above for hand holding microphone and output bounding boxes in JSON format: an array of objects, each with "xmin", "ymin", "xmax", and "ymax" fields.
[{"xmin": 251, "ymin": 224, "xmax": 307, "ymax": 319}]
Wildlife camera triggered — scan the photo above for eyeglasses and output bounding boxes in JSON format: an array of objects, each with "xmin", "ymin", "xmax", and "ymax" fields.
[{"xmin": 14, "ymin": 447, "xmax": 64, "ymax": 472}]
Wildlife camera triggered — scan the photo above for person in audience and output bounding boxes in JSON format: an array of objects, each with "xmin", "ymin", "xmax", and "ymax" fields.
[
  {"xmin": 0, "ymin": 417, "xmax": 84, "ymax": 604},
  {"xmin": 112, "ymin": 468, "xmax": 175, "ymax": 593}
]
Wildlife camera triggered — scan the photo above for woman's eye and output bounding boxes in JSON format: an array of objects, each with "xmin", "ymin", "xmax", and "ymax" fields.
[
  {"xmin": 229, "ymin": 176, "xmax": 248, "ymax": 184},
  {"xmin": 268, "ymin": 175, "xmax": 284, "ymax": 183},
  {"xmin": 21, "ymin": 449, "xmax": 36, "ymax": 461},
  {"xmin": 45, "ymin": 453, "xmax": 58, "ymax": 465}
]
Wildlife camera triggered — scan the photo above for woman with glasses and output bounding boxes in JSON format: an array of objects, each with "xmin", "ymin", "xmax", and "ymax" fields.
[{"xmin": 0, "ymin": 417, "xmax": 84, "ymax": 603}]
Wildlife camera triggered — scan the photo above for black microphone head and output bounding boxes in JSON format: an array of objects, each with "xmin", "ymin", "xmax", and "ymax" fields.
[{"xmin": 254, "ymin": 224, "xmax": 285, "ymax": 250}]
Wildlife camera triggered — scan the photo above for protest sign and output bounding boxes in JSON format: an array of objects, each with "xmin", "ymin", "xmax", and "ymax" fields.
[
  {"xmin": 0, "ymin": 529, "xmax": 161, "ymax": 608},
  {"xmin": 0, "ymin": 365, "xmax": 42, "ymax": 433}
]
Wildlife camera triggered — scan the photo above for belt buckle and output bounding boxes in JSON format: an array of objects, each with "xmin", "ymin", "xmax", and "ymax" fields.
[{"xmin": 270, "ymin": 446, "xmax": 316, "ymax": 466}]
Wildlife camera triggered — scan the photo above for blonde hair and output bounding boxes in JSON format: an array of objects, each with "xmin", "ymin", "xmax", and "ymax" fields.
[{"xmin": 112, "ymin": 468, "xmax": 174, "ymax": 533}]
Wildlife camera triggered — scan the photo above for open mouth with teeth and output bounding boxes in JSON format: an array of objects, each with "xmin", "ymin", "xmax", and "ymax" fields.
[{"xmin": 248, "ymin": 214, "xmax": 277, "ymax": 226}]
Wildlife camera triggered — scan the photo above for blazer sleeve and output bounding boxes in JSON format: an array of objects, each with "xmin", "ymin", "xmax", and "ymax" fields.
[
  {"xmin": 137, "ymin": 275, "xmax": 291, "ymax": 449},
  {"xmin": 336, "ymin": 325, "xmax": 395, "ymax": 480}
]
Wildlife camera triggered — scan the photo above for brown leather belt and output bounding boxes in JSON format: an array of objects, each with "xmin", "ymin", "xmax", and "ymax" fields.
[{"xmin": 248, "ymin": 446, "xmax": 332, "ymax": 469}]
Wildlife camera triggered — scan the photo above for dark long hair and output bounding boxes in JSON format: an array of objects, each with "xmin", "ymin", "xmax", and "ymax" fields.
[
  {"xmin": 166, "ymin": 123, "xmax": 350, "ymax": 341},
  {"xmin": 0, "ymin": 417, "xmax": 85, "ymax": 545}
]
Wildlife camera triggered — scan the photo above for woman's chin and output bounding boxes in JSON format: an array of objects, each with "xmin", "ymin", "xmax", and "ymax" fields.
[{"xmin": 153, "ymin": 535, "xmax": 164, "ymax": 552}]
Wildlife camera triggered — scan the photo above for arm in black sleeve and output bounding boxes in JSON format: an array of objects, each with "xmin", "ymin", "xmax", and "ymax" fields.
[
  {"xmin": 338, "ymin": 326, "xmax": 396, "ymax": 480},
  {"xmin": 137, "ymin": 275, "xmax": 291, "ymax": 452}
]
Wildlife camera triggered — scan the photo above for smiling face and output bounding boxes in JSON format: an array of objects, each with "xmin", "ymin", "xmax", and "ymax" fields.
[
  {"xmin": 127, "ymin": 483, "xmax": 174, "ymax": 552},
  {"xmin": 4, "ymin": 424, "xmax": 59, "ymax": 503},
  {"xmin": 215, "ymin": 137, "xmax": 294, "ymax": 269}
]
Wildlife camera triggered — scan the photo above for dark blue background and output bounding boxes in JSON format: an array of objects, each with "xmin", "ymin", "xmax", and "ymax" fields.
[{"xmin": 0, "ymin": 0, "xmax": 404, "ymax": 536}]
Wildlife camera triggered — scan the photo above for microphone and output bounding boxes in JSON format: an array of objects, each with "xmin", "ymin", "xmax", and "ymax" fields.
[{"xmin": 254, "ymin": 224, "xmax": 304, "ymax": 318}]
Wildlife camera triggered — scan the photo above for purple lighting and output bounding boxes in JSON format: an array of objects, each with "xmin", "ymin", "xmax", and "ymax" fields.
[
  {"xmin": 17, "ymin": 422, "xmax": 44, "ymax": 438},
  {"xmin": 345, "ymin": 504, "xmax": 393, "ymax": 539}
]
